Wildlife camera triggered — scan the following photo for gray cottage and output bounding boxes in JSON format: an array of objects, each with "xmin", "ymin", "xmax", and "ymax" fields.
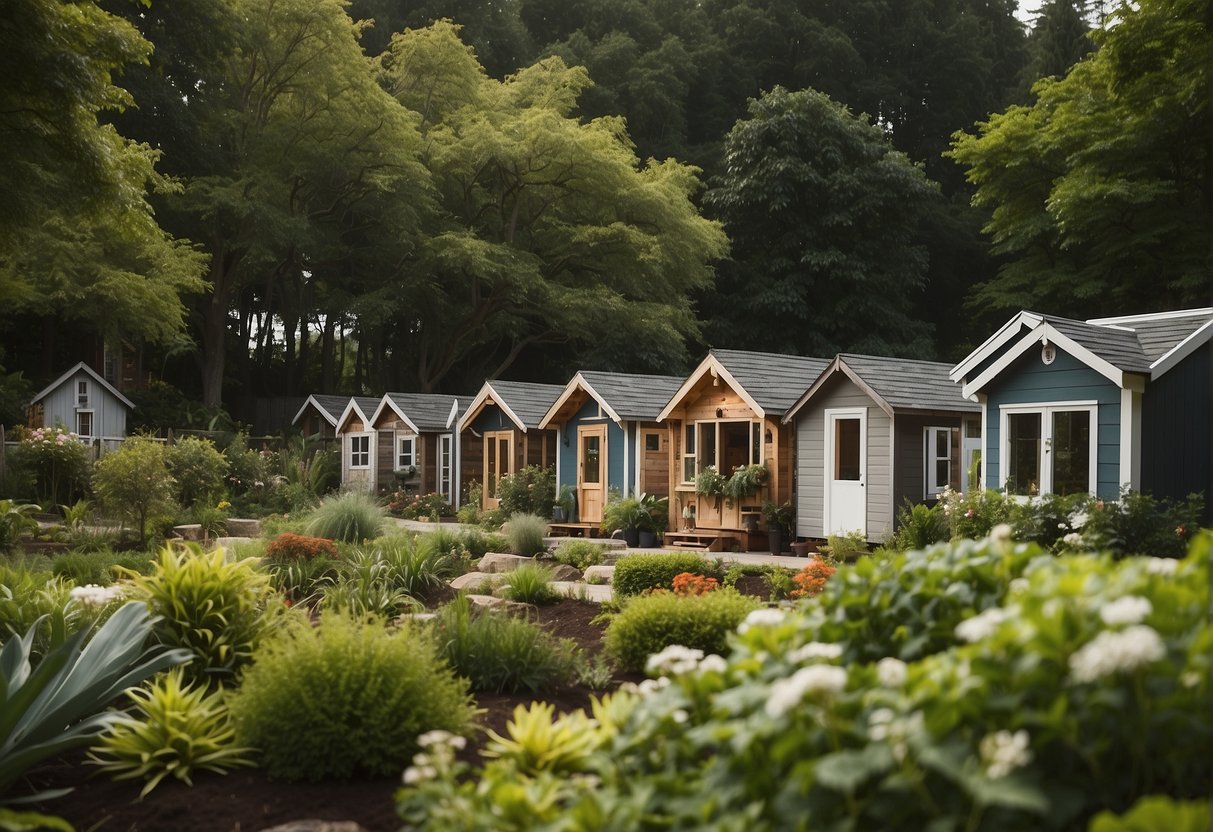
[
  {"xmin": 334, "ymin": 396, "xmax": 386, "ymax": 492},
  {"xmin": 783, "ymin": 354, "xmax": 981, "ymax": 544},
  {"xmin": 27, "ymin": 362, "xmax": 134, "ymax": 446},
  {"xmin": 291, "ymin": 394, "xmax": 353, "ymax": 439},
  {"xmin": 369, "ymin": 393, "xmax": 473, "ymax": 502},
  {"xmin": 950, "ymin": 308, "xmax": 1211, "ymax": 520}
]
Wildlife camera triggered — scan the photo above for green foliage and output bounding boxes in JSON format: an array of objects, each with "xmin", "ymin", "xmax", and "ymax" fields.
[
  {"xmin": 612, "ymin": 553, "xmax": 722, "ymax": 597},
  {"xmin": 124, "ymin": 545, "xmax": 280, "ymax": 687},
  {"xmin": 50, "ymin": 549, "xmax": 150, "ymax": 586},
  {"xmin": 228, "ymin": 612, "xmax": 473, "ymax": 781},
  {"xmin": 165, "ymin": 436, "xmax": 228, "ymax": 508},
  {"xmin": 638, "ymin": 493, "xmax": 669, "ymax": 534},
  {"xmin": 433, "ymin": 596, "xmax": 579, "ymax": 694},
  {"xmin": 0, "ymin": 602, "xmax": 191, "ymax": 799},
  {"xmin": 502, "ymin": 513, "xmax": 549, "ymax": 557},
  {"xmin": 87, "ymin": 668, "xmax": 252, "ymax": 797},
  {"xmin": 127, "ymin": 381, "xmax": 237, "ymax": 434},
  {"xmin": 821, "ymin": 530, "xmax": 869, "ymax": 561},
  {"xmin": 721, "ymin": 463, "xmax": 767, "ymax": 504},
  {"xmin": 482, "ymin": 701, "xmax": 600, "ymax": 775},
  {"xmin": 552, "ymin": 540, "xmax": 606, "ymax": 571},
  {"xmin": 601, "ymin": 497, "xmax": 648, "ymax": 534},
  {"xmin": 389, "ymin": 491, "xmax": 454, "ymax": 520},
  {"xmin": 890, "ymin": 501, "xmax": 949, "ymax": 551},
  {"xmin": 0, "ymin": 563, "xmax": 89, "ymax": 659},
  {"xmin": 603, "ymin": 589, "xmax": 760, "ymax": 673},
  {"xmin": 0, "ymin": 502, "xmax": 39, "ymax": 554},
  {"xmin": 455, "ymin": 529, "xmax": 509, "ymax": 560},
  {"xmin": 305, "ymin": 490, "xmax": 386, "ymax": 543},
  {"xmin": 0, "ymin": 807, "xmax": 73, "ymax": 831},
  {"xmin": 761, "ymin": 499, "xmax": 794, "ymax": 533},
  {"xmin": 92, "ymin": 436, "xmax": 175, "ymax": 545},
  {"xmin": 693, "ymin": 466, "xmax": 726, "ymax": 498},
  {"xmin": 495, "ymin": 466, "xmax": 556, "ymax": 518},
  {"xmin": 502, "ymin": 563, "xmax": 559, "ymax": 605},
  {"xmin": 319, "ymin": 551, "xmax": 422, "ymax": 619},
  {"xmin": 1088, "ymin": 796, "xmax": 1209, "ymax": 832},
  {"xmin": 264, "ymin": 532, "xmax": 338, "ymax": 562},
  {"xmin": 350, "ymin": 534, "xmax": 460, "ymax": 598},
  {"xmin": 261, "ymin": 556, "xmax": 341, "ymax": 606},
  {"xmin": 8, "ymin": 428, "xmax": 92, "ymax": 507}
]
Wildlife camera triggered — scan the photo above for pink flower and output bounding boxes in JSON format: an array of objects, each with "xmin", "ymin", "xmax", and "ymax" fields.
[
  {"xmin": 1175, "ymin": 526, "xmax": 1185, "ymax": 536},
  {"xmin": 965, "ymin": 509, "xmax": 975, "ymax": 518}
]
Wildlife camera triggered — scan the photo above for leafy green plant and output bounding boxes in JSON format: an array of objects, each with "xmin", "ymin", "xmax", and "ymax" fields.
[
  {"xmin": 0, "ymin": 564, "xmax": 77, "ymax": 658},
  {"xmin": 227, "ymin": 612, "xmax": 473, "ymax": 781},
  {"xmin": 760, "ymin": 499, "xmax": 794, "ymax": 533},
  {"xmin": 612, "ymin": 553, "xmax": 723, "ymax": 597},
  {"xmin": 721, "ymin": 463, "xmax": 767, "ymax": 504},
  {"xmin": 261, "ymin": 555, "xmax": 341, "ymax": 605},
  {"xmin": 92, "ymin": 436, "xmax": 176, "ymax": 545},
  {"xmin": 820, "ymin": 529, "xmax": 868, "ymax": 561},
  {"xmin": 305, "ymin": 490, "xmax": 386, "ymax": 543},
  {"xmin": 552, "ymin": 540, "xmax": 606, "ymax": 571},
  {"xmin": 694, "ymin": 465, "xmax": 726, "ymax": 498},
  {"xmin": 8, "ymin": 427, "xmax": 91, "ymax": 507},
  {"xmin": 481, "ymin": 702, "xmax": 599, "ymax": 775},
  {"xmin": 165, "ymin": 436, "xmax": 229, "ymax": 508},
  {"xmin": 600, "ymin": 497, "xmax": 648, "ymax": 534},
  {"xmin": 502, "ymin": 563, "xmax": 559, "ymax": 604},
  {"xmin": 433, "ymin": 596, "xmax": 579, "ymax": 694},
  {"xmin": 496, "ymin": 465, "xmax": 555, "ymax": 518},
  {"xmin": 502, "ymin": 513, "xmax": 548, "ymax": 557},
  {"xmin": 366, "ymin": 534, "xmax": 461, "ymax": 596},
  {"xmin": 123, "ymin": 545, "xmax": 280, "ymax": 687},
  {"xmin": 320, "ymin": 550, "xmax": 422, "ymax": 618},
  {"xmin": 0, "ymin": 602, "xmax": 191, "ymax": 800},
  {"xmin": 890, "ymin": 500, "xmax": 949, "ymax": 551},
  {"xmin": 87, "ymin": 667, "xmax": 252, "ymax": 797},
  {"xmin": 0, "ymin": 502, "xmax": 40, "ymax": 553},
  {"xmin": 50, "ymin": 550, "xmax": 125, "ymax": 586},
  {"xmin": 638, "ymin": 493, "xmax": 669, "ymax": 533},
  {"xmin": 603, "ymin": 588, "xmax": 760, "ymax": 672},
  {"xmin": 1088, "ymin": 796, "xmax": 1209, "ymax": 832}
]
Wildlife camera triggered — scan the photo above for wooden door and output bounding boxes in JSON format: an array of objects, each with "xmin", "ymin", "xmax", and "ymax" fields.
[
  {"xmin": 482, "ymin": 430, "xmax": 514, "ymax": 509},
  {"xmin": 640, "ymin": 429, "xmax": 669, "ymax": 498},
  {"xmin": 577, "ymin": 424, "xmax": 607, "ymax": 524}
]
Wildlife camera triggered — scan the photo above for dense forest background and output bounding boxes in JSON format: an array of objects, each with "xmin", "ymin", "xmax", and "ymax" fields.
[{"xmin": 0, "ymin": 0, "xmax": 1207, "ymax": 427}]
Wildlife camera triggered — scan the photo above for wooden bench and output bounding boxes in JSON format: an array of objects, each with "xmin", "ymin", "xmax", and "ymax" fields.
[
  {"xmin": 663, "ymin": 529, "xmax": 747, "ymax": 552},
  {"xmin": 547, "ymin": 522, "xmax": 600, "ymax": 538}
]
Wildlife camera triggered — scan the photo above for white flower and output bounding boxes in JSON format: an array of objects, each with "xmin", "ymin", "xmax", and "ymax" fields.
[
  {"xmin": 980, "ymin": 730, "xmax": 1032, "ymax": 779},
  {"xmin": 402, "ymin": 765, "xmax": 437, "ymax": 785},
  {"xmin": 787, "ymin": 642, "xmax": 843, "ymax": 664},
  {"xmin": 875, "ymin": 657, "xmax": 908, "ymax": 687},
  {"xmin": 1062, "ymin": 532, "xmax": 1083, "ymax": 547},
  {"xmin": 646, "ymin": 645, "xmax": 704, "ymax": 676},
  {"xmin": 697, "ymin": 654, "xmax": 728, "ymax": 675},
  {"xmin": 1181, "ymin": 672, "xmax": 1201, "ymax": 689},
  {"xmin": 1099, "ymin": 596, "xmax": 1152, "ymax": 627},
  {"xmin": 1144, "ymin": 557, "xmax": 1179, "ymax": 576},
  {"xmin": 68, "ymin": 584, "xmax": 126, "ymax": 607},
  {"xmin": 764, "ymin": 665, "xmax": 848, "ymax": 717},
  {"xmin": 1069, "ymin": 625, "xmax": 1166, "ymax": 683},
  {"xmin": 867, "ymin": 709, "xmax": 922, "ymax": 762},
  {"xmin": 1068, "ymin": 511, "xmax": 1089, "ymax": 529},
  {"xmin": 989, "ymin": 523, "xmax": 1013, "ymax": 542},
  {"xmin": 636, "ymin": 677, "xmax": 670, "ymax": 697},
  {"xmin": 671, "ymin": 709, "xmax": 689, "ymax": 724},
  {"xmin": 1008, "ymin": 577, "xmax": 1030, "ymax": 595},
  {"xmin": 954, "ymin": 607, "xmax": 1014, "ymax": 643},
  {"xmin": 739, "ymin": 608, "xmax": 786, "ymax": 634}
]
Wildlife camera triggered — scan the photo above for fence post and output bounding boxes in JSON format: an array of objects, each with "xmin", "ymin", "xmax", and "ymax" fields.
[
  {"xmin": 0, "ymin": 424, "xmax": 6, "ymax": 488},
  {"xmin": 167, "ymin": 428, "xmax": 175, "ymax": 446}
]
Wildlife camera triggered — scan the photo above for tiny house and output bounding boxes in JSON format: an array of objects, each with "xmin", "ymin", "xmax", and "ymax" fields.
[
  {"xmin": 783, "ymin": 354, "xmax": 981, "ymax": 544},
  {"xmin": 537, "ymin": 371, "xmax": 683, "ymax": 525},
  {"xmin": 291, "ymin": 394, "xmax": 352, "ymax": 440},
  {"xmin": 456, "ymin": 380, "xmax": 564, "ymax": 510},
  {"xmin": 334, "ymin": 396, "xmax": 385, "ymax": 492},
  {"xmin": 27, "ymin": 362, "xmax": 133, "ymax": 447},
  {"xmin": 657, "ymin": 349, "xmax": 830, "ymax": 549},
  {"xmin": 368, "ymin": 393, "xmax": 472, "ymax": 502},
  {"xmin": 951, "ymin": 308, "xmax": 1211, "ymax": 520}
]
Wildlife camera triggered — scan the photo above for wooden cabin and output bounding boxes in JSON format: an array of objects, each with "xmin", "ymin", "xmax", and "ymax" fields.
[
  {"xmin": 368, "ymin": 393, "xmax": 472, "ymax": 502},
  {"xmin": 27, "ymin": 362, "xmax": 133, "ymax": 447},
  {"xmin": 783, "ymin": 354, "xmax": 981, "ymax": 544},
  {"xmin": 537, "ymin": 371, "xmax": 683, "ymax": 529},
  {"xmin": 951, "ymin": 308, "xmax": 1212, "ymax": 522},
  {"xmin": 334, "ymin": 396, "xmax": 385, "ymax": 492},
  {"xmin": 291, "ymin": 394, "xmax": 351, "ymax": 440},
  {"xmin": 656, "ymin": 349, "xmax": 829, "ymax": 550},
  {"xmin": 456, "ymin": 381, "xmax": 563, "ymax": 511}
]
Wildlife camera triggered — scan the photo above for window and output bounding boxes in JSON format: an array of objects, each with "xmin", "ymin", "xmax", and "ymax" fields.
[
  {"xmin": 834, "ymin": 418, "xmax": 861, "ymax": 481},
  {"xmin": 1000, "ymin": 403, "xmax": 1097, "ymax": 497},
  {"xmin": 645, "ymin": 433, "xmax": 660, "ymax": 452},
  {"xmin": 683, "ymin": 420, "xmax": 762, "ymax": 482},
  {"xmin": 439, "ymin": 435, "xmax": 452, "ymax": 497},
  {"xmin": 682, "ymin": 424, "xmax": 696, "ymax": 482},
  {"xmin": 77, "ymin": 380, "xmax": 89, "ymax": 407},
  {"xmin": 397, "ymin": 436, "xmax": 415, "ymax": 470},
  {"xmin": 75, "ymin": 411, "xmax": 93, "ymax": 438},
  {"xmin": 349, "ymin": 434, "xmax": 370, "ymax": 468},
  {"xmin": 925, "ymin": 427, "xmax": 959, "ymax": 496}
]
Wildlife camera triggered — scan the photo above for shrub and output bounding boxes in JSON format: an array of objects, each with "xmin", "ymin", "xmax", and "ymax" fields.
[
  {"xmin": 389, "ymin": 491, "xmax": 454, "ymax": 520},
  {"xmin": 8, "ymin": 426, "xmax": 92, "ymax": 506},
  {"xmin": 820, "ymin": 530, "xmax": 868, "ymax": 561},
  {"xmin": 600, "ymin": 497, "xmax": 648, "ymax": 534},
  {"xmin": 502, "ymin": 563, "xmax": 559, "ymax": 604},
  {"xmin": 92, "ymin": 436, "xmax": 176, "ymax": 545},
  {"xmin": 612, "ymin": 553, "xmax": 723, "ymax": 597},
  {"xmin": 1088, "ymin": 796, "xmax": 1209, "ymax": 832},
  {"xmin": 305, "ymin": 490, "xmax": 386, "ymax": 543},
  {"xmin": 496, "ymin": 465, "xmax": 555, "ymax": 517},
  {"xmin": 0, "ymin": 500, "xmax": 40, "ymax": 553},
  {"xmin": 166, "ymin": 436, "xmax": 229, "ymax": 508},
  {"xmin": 261, "ymin": 555, "xmax": 341, "ymax": 605},
  {"xmin": 51, "ymin": 549, "xmax": 125, "ymax": 586},
  {"xmin": 502, "ymin": 513, "xmax": 548, "ymax": 556},
  {"xmin": 372, "ymin": 534, "xmax": 461, "ymax": 596},
  {"xmin": 552, "ymin": 540, "xmax": 606, "ymax": 571},
  {"xmin": 890, "ymin": 500, "xmax": 949, "ymax": 551},
  {"xmin": 264, "ymin": 532, "xmax": 339, "ymax": 562},
  {"xmin": 458, "ymin": 529, "xmax": 508, "ymax": 559},
  {"xmin": 434, "ymin": 595, "xmax": 579, "ymax": 694},
  {"xmin": 672, "ymin": 572, "xmax": 719, "ymax": 596},
  {"xmin": 603, "ymin": 588, "xmax": 760, "ymax": 672},
  {"xmin": 319, "ymin": 551, "xmax": 421, "ymax": 618},
  {"xmin": 227, "ymin": 612, "xmax": 473, "ymax": 781},
  {"xmin": 124, "ymin": 545, "xmax": 281, "ymax": 687},
  {"xmin": 789, "ymin": 559, "xmax": 836, "ymax": 598},
  {"xmin": 87, "ymin": 668, "xmax": 251, "ymax": 797}
]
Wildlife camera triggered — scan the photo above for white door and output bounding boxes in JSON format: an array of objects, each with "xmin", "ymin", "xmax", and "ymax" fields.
[{"xmin": 825, "ymin": 408, "xmax": 866, "ymax": 536}]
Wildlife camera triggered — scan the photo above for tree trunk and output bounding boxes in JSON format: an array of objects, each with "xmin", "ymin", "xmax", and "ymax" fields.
[{"xmin": 321, "ymin": 315, "xmax": 336, "ymax": 391}]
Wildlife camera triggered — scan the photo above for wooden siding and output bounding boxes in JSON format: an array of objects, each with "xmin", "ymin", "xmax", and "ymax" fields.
[
  {"xmin": 639, "ymin": 423, "xmax": 669, "ymax": 498},
  {"xmin": 983, "ymin": 348, "xmax": 1121, "ymax": 499},
  {"xmin": 794, "ymin": 374, "xmax": 892, "ymax": 542},
  {"xmin": 376, "ymin": 430, "xmax": 395, "ymax": 491},
  {"xmin": 422, "ymin": 433, "xmax": 438, "ymax": 493},
  {"xmin": 1142, "ymin": 342, "xmax": 1210, "ymax": 522},
  {"xmin": 39, "ymin": 369, "xmax": 128, "ymax": 440}
]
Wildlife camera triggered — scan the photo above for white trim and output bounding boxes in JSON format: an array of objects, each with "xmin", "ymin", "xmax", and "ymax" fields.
[
  {"xmin": 784, "ymin": 356, "xmax": 894, "ymax": 424},
  {"xmin": 30, "ymin": 361, "xmax": 134, "ymax": 410},
  {"xmin": 445, "ymin": 398, "xmax": 461, "ymax": 430},
  {"xmin": 1118, "ymin": 389, "xmax": 1142, "ymax": 491},
  {"xmin": 348, "ymin": 432, "xmax": 373, "ymax": 470},
  {"xmin": 292, "ymin": 395, "xmax": 341, "ymax": 429},
  {"xmin": 396, "ymin": 434, "xmax": 417, "ymax": 471},
  {"xmin": 439, "ymin": 433, "xmax": 454, "ymax": 502},
  {"xmin": 949, "ymin": 311, "xmax": 1043, "ymax": 383},
  {"xmin": 1088, "ymin": 307, "xmax": 1213, "ymax": 325},
  {"xmin": 457, "ymin": 382, "xmax": 528, "ymax": 434},
  {"xmin": 623, "ymin": 422, "xmax": 630, "ymax": 498},
  {"xmin": 75, "ymin": 409, "xmax": 95, "ymax": 439},
  {"xmin": 978, "ymin": 394, "xmax": 988, "ymax": 489},
  {"xmin": 371, "ymin": 395, "xmax": 421, "ymax": 434},
  {"xmin": 335, "ymin": 398, "xmax": 374, "ymax": 434},
  {"xmin": 634, "ymin": 424, "xmax": 644, "ymax": 497},
  {"xmin": 454, "ymin": 430, "xmax": 462, "ymax": 508},
  {"xmin": 538, "ymin": 373, "xmax": 623, "ymax": 430},
  {"xmin": 997, "ymin": 400, "xmax": 1098, "ymax": 497},
  {"xmin": 962, "ymin": 322, "xmax": 1125, "ymax": 398},
  {"xmin": 1150, "ymin": 319, "xmax": 1212, "ymax": 379},
  {"xmin": 656, "ymin": 354, "xmax": 765, "ymax": 422},
  {"xmin": 823, "ymin": 407, "xmax": 867, "ymax": 537},
  {"xmin": 924, "ymin": 426, "xmax": 955, "ymax": 497}
]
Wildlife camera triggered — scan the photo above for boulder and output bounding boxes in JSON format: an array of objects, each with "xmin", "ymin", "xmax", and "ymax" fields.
[
  {"xmin": 477, "ymin": 552, "xmax": 534, "ymax": 573},
  {"xmin": 464, "ymin": 593, "xmax": 504, "ymax": 608},
  {"xmin": 449, "ymin": 571, "xmax": 503, "ymax": 591},
  {"xmin": 583, "ymin": 565, "xmax": 615, "ymax": 584},
  {"xmin": 225, "ymin": 517, "xmax": 262, "ymax": 537},
  {"xmin": 547, "ymin": 563, "xmax": 583, "ymax": 582},
  {"xmin": 172, "ymin": 524, "xmax": 203, "ymax": 541}
]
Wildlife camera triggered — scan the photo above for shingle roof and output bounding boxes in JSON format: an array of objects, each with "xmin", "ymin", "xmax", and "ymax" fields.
[
  {"xmin": 382, "ymin": 393, "xmax": 475, "ymax": 432},
  {"xmin": 308, "ymin": 395, "xmax": 353, "ymax": 423},
  {"xmin": 1098, "ymin": 311, "xmax": 1213, "ymax": 363},
  {"xmin": 1040, "ymin": 315, "xmax": 1153, "ymax": 373},
  {"xmin": 353, "ymin": 397, "xmax": 381, "ymax": 419},
  {"xmin": 489, "ymin": 381, "xmax": 566, "ymax": 429},
  {"xmin": 837, "ymin": 354, "xmax": 979, "ymax": 413},
  {"xmin": 577, "ymin": 371, "xmax": 684, "ymax": 421},
  {"xmin": 710, "ymin": 349, "xmax": 831, "ymax": 416}
]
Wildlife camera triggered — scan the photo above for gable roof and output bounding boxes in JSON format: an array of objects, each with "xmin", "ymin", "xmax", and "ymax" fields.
[
  {"xmin": 30, "ymin": 362, "xmax": 134, "ymax": 410},
  {"xmin": 292, "ymin": 394, "xmax": 353, "ymax": 428},
  {"xmin": 953, "ymin": 308, "xmax": 1213, "ymax": 397},
  {"xmin": 458, "ymin": 380, "xmax": 566, "ymax": 432},
  {"xmin": 657, "ymin": 349, "xmax": 830, "ymax": 421},
  {"xmin": 784, "ymin": 354, "xmax": 979, "ymax": 423},
  {"xmin": 373, "ymin": 393, "xmax": 475, "ymax": 433},
  {"xmin": 335, "ymin": 396, "xmax": 382, "ymax": 433},
  {"xmin": 538, "ymin": 371, "xmax": 684, "ymax": 428}
]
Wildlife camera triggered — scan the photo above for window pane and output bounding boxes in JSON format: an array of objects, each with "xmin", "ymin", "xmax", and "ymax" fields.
[
  {"xmin": 936, "ymin": 430, "xmax": 949, "ymax": 458},
  {"xmin": 646, "ymin": 433, "xmax": 660, "ymax": 452},
  {"xmin": 699, "ymin": 424, "xmax": 716, "ymax": 471},
  {"xmin": 834, "ymin": 419, "xmax": 861, "ymax": 481},
  {"xmin": 752, "ymin": 422, "xmax": 761, "ymax": 464},
  {"xmin": 684, "ymin": 424, "xmax": 695, "ymax": 455},
  {"xmin": 936, "ymin": 459, "xmax": 949, "ymax": 488},
  {"xmin": 1007, "ymin": 413, "xmax": 1041, "ymax": 495},
  {"xmin": 76, "ymin": 412, "xmax": 92, "ymax": 437},
  {"xmin": 683, "ymin": 455, "xmax": 696, "ymax": 482},
  {"xmin": 486, "ymin": 437, "xmax": 497, "ymax": 497},
  {"xmin": 583, "ymin": 435, "xmax": 601, "ymax": 484},
  {"xmin": 720, "ymin": 421, "xmax": 749, "ymax": 472},
  {"xmin": 1052, "ymin": 410, "xmax": 1090, "ymax": 495}
]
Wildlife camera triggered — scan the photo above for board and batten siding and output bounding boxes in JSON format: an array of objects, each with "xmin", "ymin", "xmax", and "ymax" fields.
[
  {"xmin": 794, "ymin": 376, "xmax": 892, "ymax": 542},
  {"xmin": 40, "ymin": 370, "xmax": 128, "ymax": 439},
  {"xmin": 1142, "ymin": 342, "xmax": 1210, "ymax": 521},
  {"xmin": 339, "ymin": 414, "xmax": 374, "ymax": 491},
  {"xmin": 983, "ymin": 348, "xmax": 1121, "ymax": 499}
]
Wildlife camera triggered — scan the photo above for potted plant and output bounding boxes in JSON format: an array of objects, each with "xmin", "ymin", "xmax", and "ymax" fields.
[
  {"xmin": 721, "ymin": 463, "xmax": 768, "ymax": 506},
  {"xmin": 602, "ymin": 496, "xmax": 647, "ymax": 548},
  {"xmin": 682, "ymin": 503, "xmax": 696, "ymax": 530},
  {"xmin": 637, "ymin": 493, "xmax": 669, "ymax": 548},
  {"xmin": 552, "ymin": 484, "xmax": 575, "ymax": 522},
  {"xmin": 761, "ymin": 499, "xmax": 794, "ymax": 555}
]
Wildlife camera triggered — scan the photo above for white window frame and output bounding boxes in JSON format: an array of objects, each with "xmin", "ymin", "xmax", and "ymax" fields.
[
  {"xmin": 681, "ymin": 423, "xmax": 696, "ymax": 483},
  {"xmin": 924, "ymin": 426, "xmax": 955, "ymax": 497},
  {"xmin": 439, "ymin": 434, "xmax": 453, "ymax": 499},
  {"xmin": 998, "ymin": 401, "xmax": 1098, "ymax": 498},
  {"xmin": 77, "ymin": 380, "xmax": 89, "ymax": 407},
  {"xmin": 349, "ymin": 433, "xmax": 371, "ymax": 469},
  {"xmin": 75, "ymin": 410, "xmax": 95, "ymax": 439},
  {"xmin": 397, "ymin": 435, "xmax": 416, "ymax": 471},
  {"xmin": 683, "ymin": 419, "xmax": 763, "ymax": 482}
]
